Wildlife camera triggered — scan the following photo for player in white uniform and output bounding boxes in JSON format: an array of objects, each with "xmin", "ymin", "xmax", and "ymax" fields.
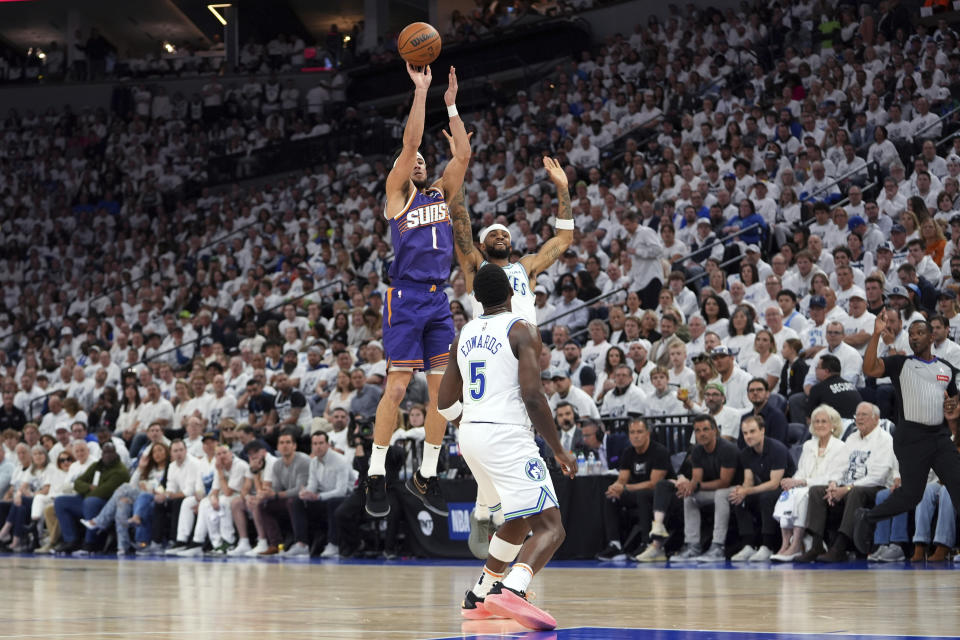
[
  {"xmin": 438, "ymin": 264, "xmax": 576, "ymax": 631},
  {"xmin": 446, "ymin": 152, "xmax": 574, "ymax": 548},
  {"xmin": 446, "ymin": 151, "xmax": 574, "ymax": 325}
]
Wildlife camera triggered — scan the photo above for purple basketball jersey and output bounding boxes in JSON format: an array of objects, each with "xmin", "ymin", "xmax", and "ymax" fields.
[{"xmin": 387, "ymin": 187, "xmax": 453, "ymax": 283}]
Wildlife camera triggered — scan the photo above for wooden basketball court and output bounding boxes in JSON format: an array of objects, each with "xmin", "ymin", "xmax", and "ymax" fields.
[{"xmin": 4, "ymin": 556, "xmax": 959, "ymax": 639}]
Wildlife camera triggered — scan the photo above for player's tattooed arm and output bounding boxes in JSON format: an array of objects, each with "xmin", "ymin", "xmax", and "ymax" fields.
[{"xmin": 449, "ymin": 185, "xmax": 480, "ymax": 273}]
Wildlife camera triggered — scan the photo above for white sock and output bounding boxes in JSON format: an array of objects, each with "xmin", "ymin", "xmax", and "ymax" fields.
[
  {"xmin": 419, "ymin": 443, "xmax": 441, "ymax": 478},
  {"xmin": 472, "ymin": 566, "xmax": 504, "ymax": 598},
  {"xmin": 369, "ymin": 445, "xmax": 388, "ymax": 477},
  {"xmin": 501, "ymin": 562, "xmax": 533, "ymax": 593}
]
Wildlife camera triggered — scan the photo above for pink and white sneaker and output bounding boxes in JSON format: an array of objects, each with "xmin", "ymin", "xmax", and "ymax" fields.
[{"xmin": 483, "ymin": 582, "xmax": 557, "ymax": 630}]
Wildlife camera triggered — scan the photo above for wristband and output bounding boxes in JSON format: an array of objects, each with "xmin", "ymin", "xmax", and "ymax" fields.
[
  {"xmin": 447, "ymin": 104, "xmax": 458, "ymax": 118},
  {"xmin": 555, "ymin": 218, "xmax": 574, "ymax": 230}
]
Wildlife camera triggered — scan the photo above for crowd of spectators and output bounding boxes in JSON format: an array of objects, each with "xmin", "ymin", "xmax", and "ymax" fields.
[
  {"xmin": 0, "ymin": 0, "xmax": 635, "ymax": 84},
  {"xmin": 3, "ymin": 0, "xmax": 960, "ymax": 563},
  {"xmin": 0, "ymin": 27, "xmax": 361, "ymax": 84}
]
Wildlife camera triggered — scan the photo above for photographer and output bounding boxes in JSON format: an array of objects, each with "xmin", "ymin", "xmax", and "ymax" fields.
[{"xmin": 334, "ymin": 415, "xmax": 405, "ymax": 559}]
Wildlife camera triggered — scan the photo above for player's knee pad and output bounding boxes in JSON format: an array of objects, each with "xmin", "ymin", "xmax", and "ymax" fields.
[{"xmin": 488, "ymin": 534, "xmax": 523, "ymax": 563}]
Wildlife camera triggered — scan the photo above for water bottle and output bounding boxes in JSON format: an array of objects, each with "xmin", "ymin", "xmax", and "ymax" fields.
[
  {"xmin": 586, "ymin": 451, "xmax": 597, "ymax": 475},
  {"xmin": 576, "ymin": 451, "xmax": 586, "ymax": 476}
]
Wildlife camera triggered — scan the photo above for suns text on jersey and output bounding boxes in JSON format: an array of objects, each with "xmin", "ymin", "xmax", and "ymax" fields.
[
  {"xmin": 459, "ymin": 333, "xmax": 503, "ymax": 358},
  {"xmin": 405, "ymin": 203, "xmax": 449, "ymax": 228}
]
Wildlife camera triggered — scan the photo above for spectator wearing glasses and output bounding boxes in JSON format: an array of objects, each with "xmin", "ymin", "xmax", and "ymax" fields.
[
  {"xmin": 53, "ymin": 442, "xmax": 129, "ymax": 554},
  {"xmin": 740, "ymin": 378, "xmax": 788, "ymax": 447},
  {"xmin": 708, "ymin": 346, "xmax": 751, "ymax": 410},
  {"xmin": 33, "ymin": 449, "xmax": 76, "ymax": 553},
  {"xmin": 798, "ymin": 402, "xmax": 896, "ymax": 564}
]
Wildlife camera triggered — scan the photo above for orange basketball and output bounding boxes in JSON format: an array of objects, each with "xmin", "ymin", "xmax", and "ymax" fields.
[{"xmin": 398, "ymin": 22, "xmax": 441, "ymax": 67}]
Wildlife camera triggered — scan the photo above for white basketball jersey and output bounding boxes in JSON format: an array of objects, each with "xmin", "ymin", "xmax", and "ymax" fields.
[
  {"xmin": 457, "ymin": 311, "xmax": 531, "ymax": 427},
  {"xmin": 469, "ymin": 261, "xmax": 537, "ymax": 325}
]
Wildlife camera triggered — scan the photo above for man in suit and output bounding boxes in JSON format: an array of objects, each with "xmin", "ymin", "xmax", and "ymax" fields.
[
  {"xmin": 541, "ymin": 401, "xmax": 584, "ymax": 459},
  {"xmin": 581, "ymin": 419, "xmax": 629, "ymax": 471},
  {"xmin": 849, "ymin": 112, "xmax": 875, "ymax": 150},
  {"xmin": 649, "ymin": 314, "xmax": 682, "ymax": 367}
]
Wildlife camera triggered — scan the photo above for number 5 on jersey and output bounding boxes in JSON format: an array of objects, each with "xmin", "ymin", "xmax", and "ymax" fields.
[{"xmin": 469, "ymin": 361, "xmax": 486, "ymax": 400}]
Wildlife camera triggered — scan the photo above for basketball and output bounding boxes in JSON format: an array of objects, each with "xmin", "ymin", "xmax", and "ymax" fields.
[{"xmin": 398, "ymin": 22, "xmax": 441, "ymax": 67}]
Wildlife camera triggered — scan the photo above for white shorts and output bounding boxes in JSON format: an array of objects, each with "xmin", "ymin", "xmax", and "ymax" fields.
[{"xmin": 458, "ymin": 422, "xmax": 558, "ymax": 522}]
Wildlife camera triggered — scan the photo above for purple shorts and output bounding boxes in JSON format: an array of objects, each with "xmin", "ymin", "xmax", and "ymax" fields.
[{"xmin": 383, "ymin": 280, "xmax": 454, "ymax": 371}]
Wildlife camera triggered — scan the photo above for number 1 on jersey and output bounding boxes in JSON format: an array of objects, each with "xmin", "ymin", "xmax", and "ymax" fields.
[
  {"xmin": 432, "ymin": 226, "xmax": 438, "ymax": 250},
  {"xmin": 469, "ymin": 361, "xmax": 486, "ymax": 400}
]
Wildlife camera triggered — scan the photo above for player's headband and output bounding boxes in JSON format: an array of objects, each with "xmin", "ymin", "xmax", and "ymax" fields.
[
  {"xmin": 479, "ymin": 223, "xmax": 511, "ymax": 244},
  {"xmin": 393, "ymin": 152, "xmax": 425, "ymax": 168}
]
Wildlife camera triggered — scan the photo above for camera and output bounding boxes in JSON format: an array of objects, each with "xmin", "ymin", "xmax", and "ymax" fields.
[{"xmin": 350, "ymin": 414, "xmax": 376, "ymax": 447}]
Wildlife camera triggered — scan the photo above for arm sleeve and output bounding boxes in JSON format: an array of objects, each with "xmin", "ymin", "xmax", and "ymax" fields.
[
  {"xmin": 305, "ymin": 459, "xmax": 319, "ymax": 493},
  {"xmin": 881, "ymin": 355, "xmax": 906, "ymax": 379},
  {"xmin": 803, "ymin": 353, "xmax": 820, "ymax": 388},
  {"xmin": 807, "ymin": 383, "xmax": 824, "ymax": 409},
  {"xmin": 690, "ymin": 446, "xmax": 705, "ymax": 471},
  {"xmin": 618, "ymin": 449, "xmax": 632, "ymax": 472},
  {"xmin": 579, "ymin": 367, "xmax": 597, "ymax": 387},
  {"xmin": 74, "ymin": 464, "xmax": 95, "ymax": 494},
  {"xmin": 228, "ymin": 466, "xmax": 246, "ymax": 492},
  {"xmin": 191, "ymin": 465, "xmax": 206, "ymax": 495},
  {"xmin": 719, "ymin": 443, "xmax": 739, "ymax": 469},
  {"xmin": 653, "ymin": 445, "xmax": 673, "ymax": 478},
  {"xmin": 769, "ymin": 444, "xmax": 789, "ymax": 475},
  {"xmin": 318, "ymin": 459, "xmax": 350, "ymax": 501},
  {"xmin": 634, "ymin": 234, "xmax": 665, "ymax": 258}
]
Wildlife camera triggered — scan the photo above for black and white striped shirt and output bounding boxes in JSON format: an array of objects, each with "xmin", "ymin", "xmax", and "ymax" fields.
[{"xmin": 882, "ymin": 355, "xmax": 959, "ymax": 427}]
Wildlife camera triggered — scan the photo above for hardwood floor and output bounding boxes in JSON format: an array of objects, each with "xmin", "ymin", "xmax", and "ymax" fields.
[{"xmin": 3, "ymin": 556, "xmax": 959, "ymax": 639}]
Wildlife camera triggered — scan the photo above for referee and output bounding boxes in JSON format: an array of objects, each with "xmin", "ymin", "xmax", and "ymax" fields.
[{"xmin": 853, "ymin": 312, "xmax": 960, "ymax": 554}]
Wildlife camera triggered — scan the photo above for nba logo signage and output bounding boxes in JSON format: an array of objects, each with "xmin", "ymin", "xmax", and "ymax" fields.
[{"xmin": 447, "ymin": 502, "xmax": 474, "ymax": 541}]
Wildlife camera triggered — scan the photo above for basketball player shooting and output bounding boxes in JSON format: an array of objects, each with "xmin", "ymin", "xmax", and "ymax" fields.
[
  {"xmin": 437, "ymin": 263, "xmax": 575, "ymax": 631},
  {"xmin": 364, "ymin": 63, "xmax": 471, "ymax": 518}
]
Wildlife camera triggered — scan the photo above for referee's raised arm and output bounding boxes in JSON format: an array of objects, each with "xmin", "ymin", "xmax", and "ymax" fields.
[{"xmin": 862, "ymin": 310, "xmax": 887, "ymax": 379}]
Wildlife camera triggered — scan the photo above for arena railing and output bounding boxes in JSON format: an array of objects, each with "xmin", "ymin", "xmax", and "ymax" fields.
[
  {"xmin": 799, "ymin": 160, "xmax": 879, "ymax": 205},
  {"xmin": 679, "ymin": 223, "xmax": 763, "ymax": 285},
  {"xmin": 601, "ymin": 413, "xmax": 696, "ymax": 455},
  {"xmin": 795, "ymin": 160, "xmax": 883, "ymax": 230},
  {"xmin": 541, "ymin": 286, "xmax": 629, "ymax": 335},
  {"xmin": 915, "ymin": 103, "xmax": 960, "ymax": 144},
  {"xmin": 0, "ymin": 218, "xmax": 264, "ymax": 353},
  {"xmin": 932, "ymin": 104, "xmax": 960, "ymax": 152}
]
